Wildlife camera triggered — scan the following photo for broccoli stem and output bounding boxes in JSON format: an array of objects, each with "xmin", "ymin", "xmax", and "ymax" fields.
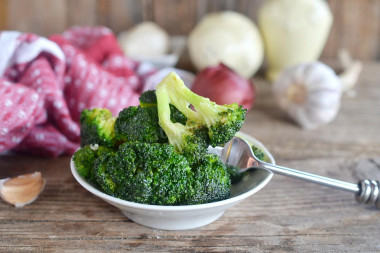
[
  {"xmin": 157, "ymin": 72, "xmax": 246, "ymax": 152},
  {"xmin": 157, "ymin": 72, "xmax": 224, "ymax": 131}
]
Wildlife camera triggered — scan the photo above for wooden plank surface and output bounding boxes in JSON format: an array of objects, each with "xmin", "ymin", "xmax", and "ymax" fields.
[{"xmin": 0, "ymin": 63, "xmax": 379, "ymax": 252}]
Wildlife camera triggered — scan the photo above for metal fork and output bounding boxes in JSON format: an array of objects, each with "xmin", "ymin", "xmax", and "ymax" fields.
[{"xmin": 208, "ymin": 137, "xmax": 380, "ymax": 209}]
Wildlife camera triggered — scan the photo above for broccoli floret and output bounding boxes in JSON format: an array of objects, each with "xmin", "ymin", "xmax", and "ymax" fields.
[
  {"xmin": 93, "ymin": 143, "xmax": 231, "ymax": 205},
  {"xmin": 73, "ymin": 145, "xmax": 96, "ymax": 181},
  {"xmin": 139, "ymin": 90, "xmax": 157, "ymax": 108},
  {"xmin": 114, "ymin": 106, "xmax": 167, "ymax": 143},
  {"xmin": 77, "ymin": 74, "xmax": 248, "ymax": 206},
  {"xmin": 80, "ymin": 108, "xmax": 117, "ymax": 147},
  {"xmin": 73, "ymin": 145, "xmax": 114, "ymax": 183},
  {"xmin": 169, "ymin": 104, "xmax": 187, "ymax": 125},
  {"xmin": 140, "ymin": 90, "xmax": 187, "ymax": 125},
  {"xmin": 226, "ymin": 164, "xmax": 244, "ymax": 184},
  {"xmin": 252, "ymin": 145, "xmax": 265, "ymax": 161},
  {"xmin": 185, "ymin": 154, "xmax": 231, "ymax": 205},
  {"xmin": 94, "ymin": 142, "xmax": 192, "ymax": 205},
  {"xmin": 93, "ymin": 150, "xmax": 118, "ymax": 194},
  {"xmin": 114, "ymin": 90, "xmax": 189, "ymax": 144},
  {"xmin": 180, "ymin": 124, "xmax": 211, "ymax": 166},
  {"xmin": 226, "ymin": 145, "xmax": 266, "ymax": 184},
  {"xmin": 156, "ymin": 72, "xmax": 247, "ymax": 153}
]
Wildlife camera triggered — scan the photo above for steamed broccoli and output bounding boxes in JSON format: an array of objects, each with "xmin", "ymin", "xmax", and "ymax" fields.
[
  {"xmin": 92, "ymin": 142, "xmax": 231, "ymax": 205},
  {"xmin": 75, "ymin": 73, "xmax": 248, "ymax": 206},
  {"xmin": 94, "ymin": 142, "xmax": 191, "ymax": 205},
  {"xmin": 80, "ymin": 108, "xmax": 117, "ymax": 147},
  {"xmin": 140, "ymin": 90, "xmax": 187, "ymax": 125},
  {"xmin": 113, "ymin": 90, "xmax": 188, "ymax": 144},
  {"xmin": 227, "ymin": 145, "xmax": 266, "ymax": 184},
  {"xmin": 156, "ymin": 72, "xmax": 247, "ymax": 155},
  {"xmin": 73, "ymin": 144, "xmax": 114, "ymax": 183},
  {"xmin": 251, "ymin": 145, "xmax": 265, "ymax": 161},
  {"xmin": 73, "ymin": 145, "xmax": 96, "ymax": 180},
  {"xmin": 139, "ymin": 90, "xmax": 157, "ymax": 108},
  {"xmin": 114, "ymin": 106, "xmax": 167, "ymax": 143},
  {"xmin": 185, "ymin": 154, "xmax": 231, "ymax": 205}
]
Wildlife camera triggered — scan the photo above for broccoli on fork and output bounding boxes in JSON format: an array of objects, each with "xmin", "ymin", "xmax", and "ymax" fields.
[{"xmin": 156, "ymin": 72, "xmax": 247, "ymax": 153}]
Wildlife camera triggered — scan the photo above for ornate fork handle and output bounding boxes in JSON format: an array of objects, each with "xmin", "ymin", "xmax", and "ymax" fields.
[
  {"xmin": 356, "ymin": 180, "xmax": 380, "ymax": 208},
  {"xmin": 259, "ymin": 161, "xmax": 380, "ymax": 209}
]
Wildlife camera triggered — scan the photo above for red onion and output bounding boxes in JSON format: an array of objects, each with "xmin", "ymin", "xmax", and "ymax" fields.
[{"xmin": 191, "ymin": 64, "xmax": 255, "ymax": 110}]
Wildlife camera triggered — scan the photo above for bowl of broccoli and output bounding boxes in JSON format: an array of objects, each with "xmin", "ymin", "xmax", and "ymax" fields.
[{"xmin": 70, "ymin": 72, "xmax": 274, "ymax": 230}]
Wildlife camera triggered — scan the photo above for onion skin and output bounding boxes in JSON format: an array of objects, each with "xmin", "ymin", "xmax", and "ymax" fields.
[{"xmin": 191, "ymin": 64, "xmax": 255, "ymax": 110}]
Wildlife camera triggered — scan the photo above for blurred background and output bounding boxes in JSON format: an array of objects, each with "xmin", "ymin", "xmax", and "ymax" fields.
[
  {"xmin": 0, "ymin": 0, "xmax": 377, "ymax": 157},
  {"xmin": 0, "ymin": 0, "xmax": 379, "ymax": 63}
]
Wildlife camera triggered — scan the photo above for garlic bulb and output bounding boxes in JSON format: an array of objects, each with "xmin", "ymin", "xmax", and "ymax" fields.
[
  {"xmin": 118, "ymin": 22, "xmax": 170, "ymax": 57},
  {"xmin": 0, "ymin": 171, "xmax": 46, "ymax": 208},
  {"xmin": 273, "ymin": 62, "xmax": 342, "ymax": 130}
]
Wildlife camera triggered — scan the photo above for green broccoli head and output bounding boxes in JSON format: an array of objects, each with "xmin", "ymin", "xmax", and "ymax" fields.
[
  {"xmin": 140, "ymin": 90, "xmax": 187, "ymax": 125},
  {"xmin": 94, "ymin": 142, "xmax": 192, "ymax": 205},
  {"xmin": 114, "ymin": 106, "xmax": 167, "ymax": 143},
  {"xmin": 80, "ymin": 108, "xmax": 117, "ymax": 147},
  {"xmin": 73, "ymin": 145, "xmax": 96, "ymax": 181},
  {"xmin": 251, "ymin": 145, "xmax": 265, "ymax": 161},
  {"xmin": 185, "ymin": 154, "xmax": 231, "ymax": 205},
  {"xmin": 93, "ymin": 149, "xmax": 118, "ymax": 195},
  {"xmin": 177, "ymin": 123, "xmax": 210, "ymax": 167},
  {"xmin": 226, "ymin": 164, "xmax": 244, "ymax": 184},
  {"xmin": 156, "ymin": 72, "xmax": 247, "ymax": 155},
  {"xmin": 226, "ymin": 145, "xmax": 266, "ymax": 184},
  {"xmin": 139, "ymin": 90, "xmax": 157, "ymax": 108},
  {"xmin": 169, "ymin": 104, "xmax": 187, "ymax": 125},
  {"xmin": 73, "ymin": 145, "xmax": 114, "ymax": 183},
  {"xmin": 207, "ymin": 104, "xmax": 246, "ymax": 146}
]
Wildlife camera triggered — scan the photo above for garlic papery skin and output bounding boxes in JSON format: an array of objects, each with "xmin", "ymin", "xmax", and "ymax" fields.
[
  {"xmin": 118, "ymin": 22, "xmax": 170, "ymax": 58},
  {"xmin": 0, "ymin": 172, "xmax": 46, "ymax": 208},
  {"xmin": 273, "ymin": 62, "xmax": 342, "ymax": 130}
]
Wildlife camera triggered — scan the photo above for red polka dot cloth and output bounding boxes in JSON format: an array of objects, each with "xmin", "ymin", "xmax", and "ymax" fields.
[{"xmin": 0, "ymin": 26, "xmax": 157, "ymax": 157}]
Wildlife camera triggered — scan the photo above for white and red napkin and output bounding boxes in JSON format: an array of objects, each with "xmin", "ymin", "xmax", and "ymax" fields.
[{"xmin": 0, "ymin": 26, "xmax": 157, "ymax": 156}]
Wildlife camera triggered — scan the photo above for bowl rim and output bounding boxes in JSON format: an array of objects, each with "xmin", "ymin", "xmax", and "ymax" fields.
[{"xmin": 70, "ymin": 132, "xmax": 274, "ymax": 212}]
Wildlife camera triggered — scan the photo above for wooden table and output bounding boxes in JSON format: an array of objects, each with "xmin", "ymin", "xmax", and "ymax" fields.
[{"xmin": 1, "ymin": 63, "xmax": 379, "ymax": 252}]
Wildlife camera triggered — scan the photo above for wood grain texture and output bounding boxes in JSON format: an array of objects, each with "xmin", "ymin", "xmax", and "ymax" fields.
[
  {"xmin": 0, "ymin": 62, "xmax": 379, "ymax": 252},
  {"xmin": 153, "ymin": 0, "xmax": 198, "ymax": 35},
  {"xmin": 67, "ymin": 0, "xmax": 97, "ymax": 27},
  {"xmin": 3, "ymin": 0, "xmax": 380, "ymax": 60},
  {"xmin": 7, "ymin": 0, "xmax": 67, "ymax": 36},
  {"xmin": 321, "ymin": 0, "xmax": 342, "ymax": 60},
  {"xmin": 107, "ymin": 0, "xmax": 144, "ymax": 34},
  {"xmin": 0, "ymin": 0, "xmax": 7, "ymax": 30},
  {"xmin": 340, "ymin": 0, "xmax": 380, "ymax": 60}
]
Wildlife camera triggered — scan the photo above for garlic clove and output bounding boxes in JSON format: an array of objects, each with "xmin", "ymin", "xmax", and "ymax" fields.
[{"xmin": 0, "ymin": 172, "xmax": 46, "ymax": 208}]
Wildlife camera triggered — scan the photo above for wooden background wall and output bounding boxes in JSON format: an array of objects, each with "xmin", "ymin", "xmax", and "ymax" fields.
[{"xmin": 0, "ymin": 0, "xmax": 380, "ymax": 61}]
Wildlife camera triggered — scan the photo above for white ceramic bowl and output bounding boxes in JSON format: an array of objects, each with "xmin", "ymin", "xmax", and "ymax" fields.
[{"xmin": 70, "ymin": 132, "xmax": 274, "ymax": 230}]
